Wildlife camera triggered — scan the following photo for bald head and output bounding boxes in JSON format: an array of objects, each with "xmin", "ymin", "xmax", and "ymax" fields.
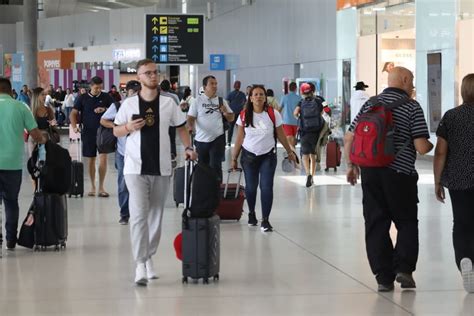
[{"xmin": 388, "ymin": 67, "xmax": 414, "ymax": 97}]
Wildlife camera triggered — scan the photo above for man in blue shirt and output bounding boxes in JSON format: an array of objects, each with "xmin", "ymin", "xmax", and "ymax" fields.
[
  {"xmin": 100, "ymin": 80, "xmax": 141, "ymax": 225},
  {"xmin": 226, "ymin": 80, "xmax": 246, "ymax": 146},
  {"xmin": 70, "ymin": 76, "xmax": 114, "ymax": 197},
  {"xmin": 17, "ymin": 85, "xmax": 30, "ymax": 106},
  {"xmin": 280, "ymin": 82, "xmax": 302, "ymax": 149}
]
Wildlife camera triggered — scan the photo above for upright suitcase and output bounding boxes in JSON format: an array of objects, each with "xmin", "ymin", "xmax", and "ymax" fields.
[
  {"xmin": 69, "ymin": 142, "xmax": 84, "ymax": 198},
  {"xmin": 325, "ymin": 139, "xmax": 342, "ymax": 172},
  {"xmin": 182, "ymin": 160, "xmax": 220, "ymax": 284},
  {"xmin": 216, "ymin": 168, "xmax": 245, "ymax": 221},
  {"xmin": 32, "ymin": 191, "xmax": 68, "ymax": 251}
]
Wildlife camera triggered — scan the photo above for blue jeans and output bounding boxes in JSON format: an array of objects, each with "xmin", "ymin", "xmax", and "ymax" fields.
[
  {"xmin": 240, "ymin": 149, "xmax": 277, "ymax": 219},
  {"xmin": 65, "ymin": 107, "xmax": 73, "ymax": 125},
  {"xmin": 0, "ymin": 170, "xmax": 22, "ymax": 242},
  {"xmin": 115, "ymin": 152, "xmax": 129, "ymax": 219},
  {"xmin": 194, "ymin": 134, "xmax": 225, "ymax": 181}
]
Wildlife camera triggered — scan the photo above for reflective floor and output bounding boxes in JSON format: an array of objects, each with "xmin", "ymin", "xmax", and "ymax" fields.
[{"xmin": 0, "ymin": 139, "xmax": 472, "ymax": 316}]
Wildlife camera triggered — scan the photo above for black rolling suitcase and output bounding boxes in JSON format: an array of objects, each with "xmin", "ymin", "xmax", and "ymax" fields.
[
  {"xmin": 69, "ymin": 142, "xmax": 84, "ymax": 198},
  {"xmin": 32, "ymin": 190, "xmax": 68, "ymax": 251},
  {"xmin": 181, "ymin": 160, "xmax": 220, "ymax": 284}
]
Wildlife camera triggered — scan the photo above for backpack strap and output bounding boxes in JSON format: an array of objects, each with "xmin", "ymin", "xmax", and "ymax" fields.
[{"xmin": 267, "ymin": 106, "xmax": 278, "ymax": 151}]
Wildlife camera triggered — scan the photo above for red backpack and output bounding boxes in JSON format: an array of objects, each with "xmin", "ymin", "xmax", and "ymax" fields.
[{"xmin": 350, "ymin": 96, "xmax": 408, "ymax": 167}]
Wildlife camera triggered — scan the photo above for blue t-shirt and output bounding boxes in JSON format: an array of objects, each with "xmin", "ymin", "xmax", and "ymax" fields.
[
  {"xmin": 102, "ymin": 102, "xmax": 126, "ymax": 156},
  {"xmin": 74, "ymin": 92, "xmax": 114, "ymax": 133},
  {"xmin": 226, "ymin": 90, "xmax": 246, "ymax": 114},
  {"xmin": 280, "ymin": 92, "xmax": 302, "ymax": 126},
  {"xmin": 17, "ymin": 92, "xmax": 30, "ymax": 106}
]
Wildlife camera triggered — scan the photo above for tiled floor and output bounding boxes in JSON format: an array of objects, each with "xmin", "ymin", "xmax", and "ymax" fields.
[{"xmin": 0, "ymin": 140, "xmax": 472, "ymax": 315}]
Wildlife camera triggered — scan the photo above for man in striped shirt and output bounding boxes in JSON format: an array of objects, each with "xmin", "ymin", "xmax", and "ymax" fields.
[{"xmin": 344, "ymin": 67, "xmax": 433, "ymax": 292}]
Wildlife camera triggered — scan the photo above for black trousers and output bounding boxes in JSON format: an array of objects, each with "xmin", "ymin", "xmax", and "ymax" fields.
[
  {"xmin": 361, "ymin": 167, "xmax": 419, "ymax": 284},
  {"xmin": 449, "ymin": 188, "xmax": 474, "ymax": 270}
]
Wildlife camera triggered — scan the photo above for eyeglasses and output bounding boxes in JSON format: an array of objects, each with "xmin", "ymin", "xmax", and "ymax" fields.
[{"xmin": 138, "ymin": 70, "xmax": 158, "ymax": 77}]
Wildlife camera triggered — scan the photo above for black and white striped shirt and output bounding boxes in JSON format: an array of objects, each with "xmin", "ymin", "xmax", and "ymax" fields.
[{"xmin": 348, "ymin": 87, "xmax": 430, "ymax": 176}]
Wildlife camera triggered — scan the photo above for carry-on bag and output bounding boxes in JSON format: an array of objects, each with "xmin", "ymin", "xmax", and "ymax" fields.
[
  {"xmin": 325, "ymin": 139, "xmax": 342, "ymax": 172},
  {"xmin": 69, "ymin": 141, "xmax": 84, "ymax": 198},
  {"xmin": 181, "ymin": 160, "xmax": 220, "ymax": 284},
  {"xmin": 216, "ymin": 168, "xmax": 245, "ymax": 221}
]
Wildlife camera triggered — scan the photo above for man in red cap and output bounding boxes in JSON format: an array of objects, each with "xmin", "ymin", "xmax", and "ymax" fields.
[{"xmin": 294, "ymin": 83, "xmax": 325, "ymax": 187}]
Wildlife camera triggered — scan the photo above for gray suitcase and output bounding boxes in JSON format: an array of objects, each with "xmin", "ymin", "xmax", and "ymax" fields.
[{"xmin": 181, "ymin": 160, "xmax": 220, "ymax": 284}]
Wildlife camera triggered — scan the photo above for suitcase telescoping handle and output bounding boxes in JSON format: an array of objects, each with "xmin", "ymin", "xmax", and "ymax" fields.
[
  {"xmin": 182, "ymin": 159, "xmax": 195, "ymax": 229},
  {"xmin": 223, "ymin": 168, "xmax": 243, "ymax": 199}
]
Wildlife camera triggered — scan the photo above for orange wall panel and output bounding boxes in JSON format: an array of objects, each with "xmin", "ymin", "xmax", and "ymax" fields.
[{"xmin": 337, "ymin": 0, "xmax": 376, "ymax": 10}]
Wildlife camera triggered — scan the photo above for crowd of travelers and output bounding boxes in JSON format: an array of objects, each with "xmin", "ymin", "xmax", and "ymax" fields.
[{"xmin": 0, "ymin": 62, "xmax": 473, "ymax": 292}]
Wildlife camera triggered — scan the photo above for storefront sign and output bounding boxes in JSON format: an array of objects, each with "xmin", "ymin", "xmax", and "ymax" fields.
[
  {"xmin": 43, "ymin": 59, "xmax": 60, "ymax": 69},
  {"xmin": 145, "ymin": 14, "xmax": 204, "ymax": 64},
  {"xmin": 337, "ymin": 0, "xmax": 376, "ymax": 10},
  {"xmin": 113, "ymin": 49, "xmax": 141, "ymax": 61}
]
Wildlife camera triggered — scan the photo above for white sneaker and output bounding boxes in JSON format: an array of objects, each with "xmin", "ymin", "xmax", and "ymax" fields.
[
  {"xmin": 135, "ymin": 263, "xmax": 148, "ymax": 286},
  {"xmin": 146, "ymin": 258, "xmax": 158, "ymax": 280},
  {"xmin": 461, "ymin": 258, "xmax": 474, "ymax": 293}
]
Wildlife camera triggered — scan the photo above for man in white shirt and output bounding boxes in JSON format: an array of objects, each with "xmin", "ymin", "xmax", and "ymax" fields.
[
  {"xmin": 187, "ymin": 75, "xmax": 234, "ymax": 180},
  {"xmin": 350, "ymin": 81, "xmax": 370, "ymax": 123},
  {"xmin": 113, "ymin": 59, "xmax": 197, "ymax": 286}
]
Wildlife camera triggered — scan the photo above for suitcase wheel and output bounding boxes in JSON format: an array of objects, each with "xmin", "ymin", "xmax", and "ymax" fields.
[
  {"xmin": 54, "ymin": 245, "xmax": 60, "ymax": 252},
  {"xmin": 213, "ymin": 274, "xmax": 219, "ymax": 281},
  {"xmin": 61, "ymin": 243, "xmax": 66, "ymax": 250},
  {"xmin": 80, "ymin": 194, "xmax": 83, "ymax": 198},
  {"xmin": 324, "ymin": 168, "xmax": 329, "ymax": 172},
  {"xmin": 34, "ymin": 246, "xmax": 40, "ymax": 252},
  {"xmin": 182, "ymin": 277, "xmax": 188, "ymax": 284},
  {"xmin": 175, "ymin": 202, "xmax": 179, "ymax": 208},
  {"xmin": 203, "ymin": 278, "xmax": 209, "ymax": 284},
  {"xmin": 334, "ymin": 167, "xmax": 337, "ymax": 172}
]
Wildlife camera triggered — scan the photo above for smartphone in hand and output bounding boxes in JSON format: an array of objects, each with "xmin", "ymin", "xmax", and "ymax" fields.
[{"xmin": 131, "ymin": 114, "xmax": 143, "ymax": 121}]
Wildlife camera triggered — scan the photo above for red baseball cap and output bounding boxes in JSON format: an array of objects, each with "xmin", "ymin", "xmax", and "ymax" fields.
[{"xmin": 300, "ymin": 83, "xmax": 312, "ymax": 94}]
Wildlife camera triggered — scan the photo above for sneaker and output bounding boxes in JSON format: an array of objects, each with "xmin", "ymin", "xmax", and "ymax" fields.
[
  {"xmin": 395, "ymin": 272, "xmax": 416, "ymax": 289},
  {"xmin": 261, "ymin": 219, "xmax": 273, "ymax": 232},
  {"xmin": 460, "ymin": 258, "xmax": 474, "ymax": 293},
  {"xmin": 6, "ymin": 240, "xmax": 16, "ymax": 250},
  {"xmin": 135, "ymin": 263, "xmax": 148, "ymax": 286},
  {"xmin": 377, "ymin": 283, "xmax": 394, "ymax": 292},
  {"xmin": 248, "ymin": 212, "xmax": 258, "ymax": 226},
  {"xmin": 146, "ymin": 258, "xmax": 158, "ymax": 280},
  {"xmin": 119, "ymin": 217, "xmax": 129, "ymax": 225},
  {"xmin": 305, "ymin": 175, "xmax": 313, "ymax": 188}
]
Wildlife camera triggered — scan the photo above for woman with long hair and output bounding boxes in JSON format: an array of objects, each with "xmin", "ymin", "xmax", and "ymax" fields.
[
  {"xmin": 434, "ymin": 73, "xmax": 474, "ymax": 292},
  {"xmin": 31, "ymin": 87, "xmax": 56, "ymax": 130},
  {"xmin": 232, "ymin": 86, "xmax": 297, "ymax": 232}
]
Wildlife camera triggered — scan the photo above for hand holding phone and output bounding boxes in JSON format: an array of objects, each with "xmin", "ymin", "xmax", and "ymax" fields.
[{"xmin": 131, "ymin": 114, "xmax": 144, "ymax": 121}]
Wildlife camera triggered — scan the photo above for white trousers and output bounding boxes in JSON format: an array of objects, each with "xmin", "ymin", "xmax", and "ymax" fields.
[{"xmin": 124, "ymin": 175, "xmax": 170, "ymax": 264}]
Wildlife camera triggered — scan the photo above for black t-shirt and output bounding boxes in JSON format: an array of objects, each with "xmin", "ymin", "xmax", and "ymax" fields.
[
  {"xmin": 139, "ymin": 94, "xmax": 161, "ymax": 175},
  {"xmin": 74, "ymin": 92, "xmax": 114, "ymax": 132},
  {"xmin": 436, "ymin": 104, "xmax": 474, "ymax": 190}
]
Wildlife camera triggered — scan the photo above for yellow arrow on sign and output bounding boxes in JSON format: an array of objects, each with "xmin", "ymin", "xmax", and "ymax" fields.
[
  {"xmin": 152, "ymin": 17, "xmax": 158, "ymax": 24},
  {"xmin": 152, "ymin": 26, "xmax": 159, "ymax": 34}
]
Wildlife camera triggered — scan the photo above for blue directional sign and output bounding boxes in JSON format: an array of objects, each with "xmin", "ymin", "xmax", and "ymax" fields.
[
  {"xmin": 146, "ymin": 14, "xmax": 204, "ymax": 64},
  {"xmin": 210, "ymin": 54, "xmax": 226, "ymax": 71}
]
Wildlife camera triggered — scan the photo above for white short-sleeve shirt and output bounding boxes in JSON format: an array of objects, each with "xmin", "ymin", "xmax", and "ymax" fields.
[
  {"xmin": 236, "ymin": 110, "xmax": 283, "ymax": 156},
  {"xmin": 188, "ymin": 94, "xmax": 232, "ymax": 143},
  {"xmin": 114, "ymin": 93, "xmax": 186, "ymax": 176}
]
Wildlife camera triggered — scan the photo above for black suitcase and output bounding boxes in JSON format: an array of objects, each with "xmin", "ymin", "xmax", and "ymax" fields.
[
  {"xmin": 182, "ymin": 215, "xmax": 220, "ymax": 284},
  {"xmin": 173, "ymin": 166, "xmax": 185, "ymax": 207},
  {"xmin": 32, "ymin": 192, "xmax": 68, "ymax": 251},
  {"xmin": 181, "ymin": 160, "xmax": 220, "ymax": 284},
  {"xmin": 69, "ymin": 142, "xmax": 84, "ymax": 198}
]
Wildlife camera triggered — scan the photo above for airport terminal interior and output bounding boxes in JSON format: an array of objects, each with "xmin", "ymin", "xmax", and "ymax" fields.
[{"xmin": 1, "ymin": 0, "xmax": 474, "ymax": 315}]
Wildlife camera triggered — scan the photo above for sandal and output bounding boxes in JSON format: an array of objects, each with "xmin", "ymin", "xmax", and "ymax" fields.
[
  {"xmin": 88, "ymin": 191, "xmax": 96, "ymax": 197},
  {"xmin": 98, "ymin": 192, "xmax": 110, "ymax": 198}
]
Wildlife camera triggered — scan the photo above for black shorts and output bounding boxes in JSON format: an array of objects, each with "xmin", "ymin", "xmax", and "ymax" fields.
[
  {"xmin": 300, "ymin": 132, "xmax": 320, "ymax": 155},
  {"xmin": 82, "ymin": 130, "xmax": 99, "ymax": 158}
]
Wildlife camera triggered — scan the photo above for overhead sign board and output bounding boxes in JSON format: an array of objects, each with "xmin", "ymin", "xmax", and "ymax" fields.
[
  {"xmin": 210, "ymin": 54, "xmax": 226, "ymax": 71},
  {"xmin": 146, "ymin": 14, "xmax": 204, "ymax": 65}
]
